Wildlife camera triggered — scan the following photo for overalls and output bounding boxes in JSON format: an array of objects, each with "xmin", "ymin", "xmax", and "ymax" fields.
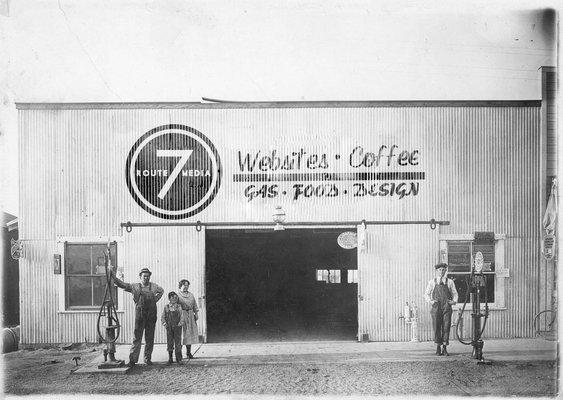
[
  {"xmin": 430, "ymin": 278, "xmax": 452, "ymax": 346},
  {"xmin": 130, "ymin": 284, "xmax": 158, "ymax": 363},
  {"xmin": 164, "ymin": 305, "xmax": 183, "ymax": 361}
]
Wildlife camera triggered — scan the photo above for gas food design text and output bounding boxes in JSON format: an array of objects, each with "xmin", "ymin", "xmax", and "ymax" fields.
[{"xmin": 235, "ymin": 145, "xmax": 424, "ymax": 202}]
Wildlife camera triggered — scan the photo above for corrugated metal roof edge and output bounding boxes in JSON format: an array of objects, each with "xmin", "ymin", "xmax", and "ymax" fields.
[{"xmin": 15, "ymin": 100, "xmax": 542, "ymax": 110}]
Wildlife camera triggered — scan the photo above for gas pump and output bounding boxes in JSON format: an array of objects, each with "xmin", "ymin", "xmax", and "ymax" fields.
[
  {"xmin": 455, "ymin": 250, "xmax": 491, "ymax": 365},
  {"xmin": 96, "ymin": 242, "xmax": 124, "ymax": 369}
]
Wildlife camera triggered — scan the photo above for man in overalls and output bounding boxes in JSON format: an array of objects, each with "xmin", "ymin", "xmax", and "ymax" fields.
[
  {"xmin": 424, "ymin": 263, "xmax": 458, "ymax": 356},
  {"xmin": 112, "ymin": 267, "xmax": 164, "ymax": 367}
]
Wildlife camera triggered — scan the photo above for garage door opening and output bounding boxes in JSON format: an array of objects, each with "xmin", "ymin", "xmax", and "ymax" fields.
[{"xmin": 206, "ymin": 228, "xmax": 358, "ymax": 342}]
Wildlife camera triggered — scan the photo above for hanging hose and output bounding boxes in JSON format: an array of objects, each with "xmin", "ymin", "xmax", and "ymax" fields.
[
  {"xmin": 455, "ymin": 273, "xmax": 490, "ymax": 346},
  {"xmin": 455, "ymin": 277, "xmax": 472, "ymax": 345},
  {"xmin": 96, "ymin": 244, "xmax": 121, "ymax": 343}
]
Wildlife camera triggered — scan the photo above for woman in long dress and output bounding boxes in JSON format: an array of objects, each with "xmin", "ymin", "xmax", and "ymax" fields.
[{"xmin": 177, "ymin": 279, "xmax": 199, "ymax": 359}]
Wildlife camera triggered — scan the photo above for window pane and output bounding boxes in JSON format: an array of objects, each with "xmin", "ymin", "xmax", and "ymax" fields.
[
  {"xmin": 328, "ymin": 270, "xmax": 341, "ymax": 283},
  {"xmin": 448, "ymin": 241, "xmax": 471, "ymax": 253},
  {"xmin": 449, "ymin": 274, "xmax": 495, "ymax": 304},
  {"xmin": 447, "ymin": 241, "xmax": 471, "ymax": 272},
  {"xmin": 91, "ymin": 244, "xmax": 117, "ymax": 268},
  {"xmin": 316, "ymin": 269, "xmax": 330, "ymax": 282},
  {"xmin": 66, "ymin": 243, "xmax": 118, "ymax": 308},
  {"xmin": 450, "ymin": 274, "xmax": 470, "ymax": 303},
  {"xmin": 481, "ymin": 274, "xmax": 495, "ymax": 302},
  {"xmin": 348, "ymin": 270, "xmax": 358, "ymax": 283},
  {"xmin": 67, "ymin": 276, "xmax": 93, "ymax": 307},
  {"xmin": 66, "ymin": 244, "xmax": 92, "ymax": 274},
  {"xmin": 93, "ymin": 276, "xmax": 118, "ymax": 306}
]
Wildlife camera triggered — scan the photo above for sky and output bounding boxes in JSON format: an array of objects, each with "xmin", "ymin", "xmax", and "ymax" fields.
[{"xmin": 0, "ymin": 0, "xmax": 558, "ymax": 216}]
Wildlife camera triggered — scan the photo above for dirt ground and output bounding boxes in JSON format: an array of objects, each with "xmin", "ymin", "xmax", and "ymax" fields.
[{"xmin": 1, "ymin": 343, "xmax": 559, "ymax": 396}]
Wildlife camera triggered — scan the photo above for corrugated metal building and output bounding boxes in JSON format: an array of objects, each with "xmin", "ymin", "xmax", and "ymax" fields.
[{"xmin": 16, "ymin": 67, "xmax": 556, "ymax": 345}]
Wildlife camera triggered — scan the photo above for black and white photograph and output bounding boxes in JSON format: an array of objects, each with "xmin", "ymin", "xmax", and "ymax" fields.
[{"xmin": 0, "ymin": 0, "xmax": 559, "ymax": 398}]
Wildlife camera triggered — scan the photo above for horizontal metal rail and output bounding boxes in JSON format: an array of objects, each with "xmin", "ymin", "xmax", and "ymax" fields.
[{"xmin": 121, "ymin": 219, "xmax": 449, "ymax": 232}]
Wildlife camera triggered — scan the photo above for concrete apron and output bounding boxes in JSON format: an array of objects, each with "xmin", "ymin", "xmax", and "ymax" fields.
[{"xmin": 74, "ymin": 338, "xmax": 557, "ymax": 374}]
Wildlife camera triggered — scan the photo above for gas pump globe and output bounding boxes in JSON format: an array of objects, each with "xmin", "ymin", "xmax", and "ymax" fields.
[{"xmin": 474, "ymin": 251, "xmax": 484, "ymax": 273}]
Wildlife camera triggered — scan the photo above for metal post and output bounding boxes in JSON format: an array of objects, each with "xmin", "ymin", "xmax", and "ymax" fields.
[
  {"xmin": 105, "ymin": 302, "xmax": 116, "ymax": 361},
  {"xmin": 471, "ymin": 288, "xmax": 483, "ymax": 361}
]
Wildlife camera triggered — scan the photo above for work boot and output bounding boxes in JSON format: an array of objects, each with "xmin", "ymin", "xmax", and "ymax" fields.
[
  {"xmin": 168, "ymin": 351, "xmax": 173, "ymax": 365},
  {"xmin": 145, "ymin": 359, "xmax": 153, "ymax": 366},
  {"xmin": 176, "ymin": 354, "xmax": 183, "ymax": 364},
  {"xmin": 186, "ymin": 345, "xmax": 194, "ymax": 359},
  {"xmin": 126, "ymin": 360, "xmax": 136, "ymax": 368},
  {"xmin": 436, "ymin": 345, "xmax": 442, "ymax": 356},
  {"xmin": 442, "ymin": 345, "xmax": 449, "ymax": 356}
]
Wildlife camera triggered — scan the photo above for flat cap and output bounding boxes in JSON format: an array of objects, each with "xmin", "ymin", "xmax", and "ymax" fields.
[
  {"xmin": 139, "ymin": 267, "xmax": 152, "ymax": 276},
  {"xmin": 434, "ymin": 263, "xmax": 448, "ymax": 269}
]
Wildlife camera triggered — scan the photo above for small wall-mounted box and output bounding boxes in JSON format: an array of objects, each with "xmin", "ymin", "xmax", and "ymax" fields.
[{"xmin": 53, "ymin": 254, "xmax": 61, "ymax": 274}]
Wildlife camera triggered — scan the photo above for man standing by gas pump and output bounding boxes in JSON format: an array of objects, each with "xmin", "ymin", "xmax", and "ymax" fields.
[
  {"xmin": 111, "ymin": 267, "xmax": 164, "ymax": 367},
  {"xmin": 424, "ymin": 263, "xmax": 458, "ymax": 356}
]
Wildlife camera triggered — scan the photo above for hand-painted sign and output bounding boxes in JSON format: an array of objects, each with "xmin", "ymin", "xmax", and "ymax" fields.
[
  {"xmin": 234, "ymin": 145, "xmax": 424, "ymax": 202},
  {"xmin": 126, "ymin": 125, "xmax": 222, "ymax": 219}
]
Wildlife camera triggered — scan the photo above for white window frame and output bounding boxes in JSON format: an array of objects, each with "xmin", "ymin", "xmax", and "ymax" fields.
[
  {"xmin": 56, "ymin": 236, "xmax": 125, "ymax": 313},
  {"xmin": 439, "ymin": 233, "xmax": 507, "ymax": 310}
]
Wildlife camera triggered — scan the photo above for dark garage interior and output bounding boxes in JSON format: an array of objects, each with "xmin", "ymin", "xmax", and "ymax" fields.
[{"xmin": 206, "ymin": 229, "xmax": 358, "ymax": 342}]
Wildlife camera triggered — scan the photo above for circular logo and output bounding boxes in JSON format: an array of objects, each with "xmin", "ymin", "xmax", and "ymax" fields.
[
  {"xmin": 337, "ymin": 231, "xmax": 358, "ymax": 249},
  {"xmin": 125, "ymin": 124, "xmax": 222, "ymax": 219}
]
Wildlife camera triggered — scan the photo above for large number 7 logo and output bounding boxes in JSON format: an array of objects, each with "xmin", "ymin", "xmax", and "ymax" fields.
[{"xmin": 157, "ymin": 149, "xmax": 193, "ymax": 199}]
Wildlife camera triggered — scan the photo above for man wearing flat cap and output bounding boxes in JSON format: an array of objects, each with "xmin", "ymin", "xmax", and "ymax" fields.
[
  {"xmin": 424, "ymin": 263, "xmax": 458, "ymax": 356},
  {"xmin": 112, "ymin": 267, "xmax": 164, "ymax": 367}
]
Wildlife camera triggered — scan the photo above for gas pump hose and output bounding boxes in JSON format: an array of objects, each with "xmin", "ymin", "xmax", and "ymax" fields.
[
  {"xmin": 455, "ymin": 278, "xmax": 472, "ymax": 345},
  {"xmin": 455, "ymin": 274, "xmax": 490, "ymax": 345}
]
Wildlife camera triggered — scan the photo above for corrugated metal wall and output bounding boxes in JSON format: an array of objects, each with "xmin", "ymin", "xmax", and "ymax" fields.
[
  {"xmin": 19, "ymin": 106, "xmax": 540, "ymax": 231},
  {"xmin": 358, "ymin": 224, "xmax": 439, "ymax": 341},
  {"xmin": 18, "ymin": 228, "xmax": 205, "ymax": 344},
  {"xmin": 542, "ymin": 68, "xmax": 557, "ymax": 176},
  {"xmin": 18, "ymin": 104, "xmax": 541, "ymax": 343}
]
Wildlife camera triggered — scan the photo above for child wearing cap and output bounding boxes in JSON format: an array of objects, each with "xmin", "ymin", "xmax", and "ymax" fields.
[{"xmin": 161, "ymin": 292, "xmax": 186, "ymax": 364}]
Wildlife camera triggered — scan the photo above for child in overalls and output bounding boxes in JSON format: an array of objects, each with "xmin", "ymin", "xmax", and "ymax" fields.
[
  {"xmin": 161, "ymin": 292, "xmax": 186, "ymax": 364},
  {"xmin": 424, "ymin": 263, "xmax": 459, "ymax": 356}
]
